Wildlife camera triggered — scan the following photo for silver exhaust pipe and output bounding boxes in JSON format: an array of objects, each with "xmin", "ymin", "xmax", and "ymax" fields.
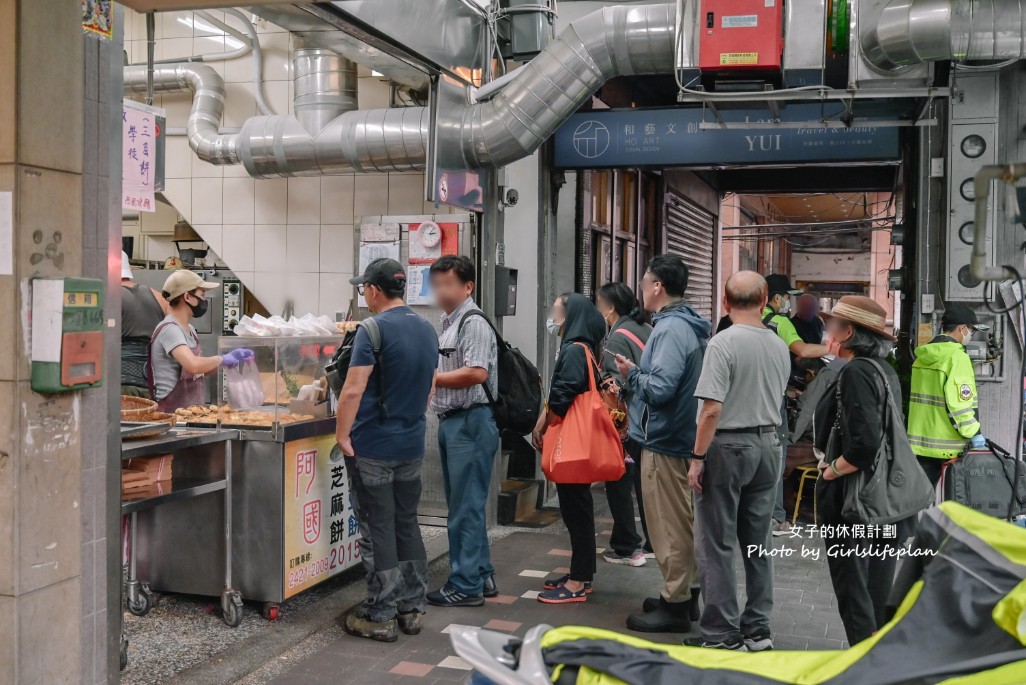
[
  {"xmin": 861, "ymin": 0, "xmax": 1026, "ymax": 72},
  {"xmin": 124, "ymin": 3, "xmax": 674, "ymax": 176}
]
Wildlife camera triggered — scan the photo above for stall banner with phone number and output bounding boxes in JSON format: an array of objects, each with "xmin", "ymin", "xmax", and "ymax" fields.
[{"xmin": 284, "ymin": 434, "xmax": 362, "ymax": 598}]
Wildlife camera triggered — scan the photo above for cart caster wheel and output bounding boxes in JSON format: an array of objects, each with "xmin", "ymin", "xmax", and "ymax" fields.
[
  {"xmin": 222, "ymin": 592, "xmax": 243, "ymax": 628},
  {"xmin": 127, "ymin": 589, "xmax": 152, "ymax": 617},
  {"xmin": 120, "ymin": 637, "xmax": 128, "ymax": 671},
  {"xmin": 261, "ymin": 603, "xmax": 280, "ymax": 621}
]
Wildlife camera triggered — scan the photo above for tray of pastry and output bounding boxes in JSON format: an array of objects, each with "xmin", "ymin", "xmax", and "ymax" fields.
[{"xmin": 174, "ymin": 404, "xmax": 316, "ymax": 429}]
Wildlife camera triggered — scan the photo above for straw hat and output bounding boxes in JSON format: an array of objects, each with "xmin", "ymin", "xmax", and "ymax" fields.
[{"xmin": 821, "ymin": 295, "xmax": 896, "ymax": 341}]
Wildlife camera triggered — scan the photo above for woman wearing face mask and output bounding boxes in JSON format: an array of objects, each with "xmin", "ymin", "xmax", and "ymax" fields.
[
  {"xmin": 595, "ymin": 283, "xmax": 653, "ymax": 567},
  {"xmin": 532, "ymin": 293, "xmax": 609, "ymax": 604},
  {"xmin": 814, "ymin": 296, "xmax": 922, "ymax": 645},
  {"xmin": 148, "ymin": 270, "xmax": 250, "ymax": 411}
]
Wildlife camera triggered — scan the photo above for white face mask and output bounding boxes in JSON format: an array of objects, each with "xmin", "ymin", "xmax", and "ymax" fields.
[
  {"xmin": 546, "ymin": 318, "xmax": 562, "ymax": 336},
  {"xmin": 962, "ymin": 328, "xmax": 973, "ymax": 345},
  {"xmin": 777, "ymin": 297, "xmax": 791, "ymax": 315}
]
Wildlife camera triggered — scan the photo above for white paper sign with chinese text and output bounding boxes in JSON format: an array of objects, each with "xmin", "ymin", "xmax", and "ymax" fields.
[{"xmin": 122, "ymin": 101, "xmax": 164, "ymax": 213}]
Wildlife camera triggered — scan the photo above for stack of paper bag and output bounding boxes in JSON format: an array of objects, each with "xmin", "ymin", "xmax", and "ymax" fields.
[{"xmin": 125, "ymin": 454, "xmax": 174, "ymax": 483}]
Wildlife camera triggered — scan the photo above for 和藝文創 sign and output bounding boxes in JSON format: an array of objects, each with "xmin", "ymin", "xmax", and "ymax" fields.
[{"xmin": 552, "ymin": 104, "xmax": 901, "ymax": 169}]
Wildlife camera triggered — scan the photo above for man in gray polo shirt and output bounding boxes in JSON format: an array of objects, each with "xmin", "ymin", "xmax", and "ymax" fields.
[
  {"xmin": 686, "ymin": 271, "xmax": 790, "ymax": 652},
  {"xmin": 426, "ymin": 255, "xmax": 500, "ymax": 608}
]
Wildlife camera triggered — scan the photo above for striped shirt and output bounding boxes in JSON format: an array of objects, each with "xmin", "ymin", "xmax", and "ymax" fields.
[{"xmin": 430, "ymin": 297, "xmax": 498, "ymax": 414}]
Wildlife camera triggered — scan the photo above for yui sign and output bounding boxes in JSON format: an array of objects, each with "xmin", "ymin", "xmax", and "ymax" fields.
[{"xmin": 552, "ymin": 104, "xmax": 900, "ymax": 169}]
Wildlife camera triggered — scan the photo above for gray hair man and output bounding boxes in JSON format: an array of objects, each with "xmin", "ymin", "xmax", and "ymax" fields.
[{"xmin": 685, "ymin": 271, "xmax": 790, "ymax": 652}]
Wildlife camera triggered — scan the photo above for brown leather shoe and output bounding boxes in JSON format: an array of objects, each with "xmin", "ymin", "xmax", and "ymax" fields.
[
  {"xmin": 397, "ymin": 610, "xmax": 423, "ymax": 635},
  {"xmin": 342, "ymin": 611, "xmax": 399, "ymax": 643}
]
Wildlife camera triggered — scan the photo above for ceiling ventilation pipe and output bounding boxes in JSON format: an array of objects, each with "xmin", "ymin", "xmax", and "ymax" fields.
[
  {"xmin": 293, "ymin": 48, "xmax": 359, "ymax": 135},
  {"xmin": 861, "ymin": 0, "xmax": 1026, "ymax": 72},
  {"xmin": 123, "ymin": 63, "xmax": 239, "ymax": 165},
  {"xmin": 125, "ymin": 3, "xmax": 674, "ymax": 176}
]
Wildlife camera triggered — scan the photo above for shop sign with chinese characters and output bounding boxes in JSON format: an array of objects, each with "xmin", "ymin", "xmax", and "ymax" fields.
[
  {"xmin": 122, "ymin": 101, "xmax": 164, "ymax": 212},
  {"xmin": 552, "ymin": 103, "xmax": 901, "ymax": 169},
  {"xmin": 283, "ymin": 434, "xmax": 362, "ymax": 598}
]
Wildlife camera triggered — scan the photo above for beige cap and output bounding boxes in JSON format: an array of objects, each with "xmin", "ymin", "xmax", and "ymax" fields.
[{"xmin": 161, "ymin": 270, "xmax": 219, "ymax": 301}]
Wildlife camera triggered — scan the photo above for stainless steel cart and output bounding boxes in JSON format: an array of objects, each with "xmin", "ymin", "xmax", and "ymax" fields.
[
  {"xmin": 131, "ymin": 418, "xmax": 361, "ymax": 621},
  {"xmin": 121, "ymin": 428, "xmax": 242, "ymax": 626}
]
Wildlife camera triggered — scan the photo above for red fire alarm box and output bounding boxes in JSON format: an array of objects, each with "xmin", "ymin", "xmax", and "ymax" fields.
[{"xmin": 699, "ymin": 0, "xmax": 784, "ymax": 72}]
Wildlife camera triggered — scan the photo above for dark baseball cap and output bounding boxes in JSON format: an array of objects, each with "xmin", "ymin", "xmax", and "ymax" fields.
[
  {"xmin": 941, "ymin": 303, "xmax": 990, "ymax": 331},
  {"xmin": 349, "ymin": 258, "xmax": 406, "ymax": 290},
  {"xmin": 766, "ymin": 274, "xmax": 803, "ymax": 298}
]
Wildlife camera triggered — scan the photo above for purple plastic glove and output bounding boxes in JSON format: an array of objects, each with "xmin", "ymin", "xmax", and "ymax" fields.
[{"xmin": 221, "ymin": 348, "xmax": 253, "ymax": 368}]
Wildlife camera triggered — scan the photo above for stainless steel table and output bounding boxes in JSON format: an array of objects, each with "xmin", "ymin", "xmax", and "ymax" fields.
[
  {"xmin": 121, "ymin": 428, "xmax": 242, "ymax": 627},
  {"xmin": 131, "ymin": 418, "xmax": 362, "ymax": 622}
]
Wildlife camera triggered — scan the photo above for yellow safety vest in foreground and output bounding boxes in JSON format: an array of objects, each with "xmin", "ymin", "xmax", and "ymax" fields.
[{"xmin": 907, "ymin": 338, "xmax": 980, "ymax": 459}]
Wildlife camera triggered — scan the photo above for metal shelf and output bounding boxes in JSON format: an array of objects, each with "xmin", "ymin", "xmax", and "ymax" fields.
[
  {"xmin": 121, "ymin": 478, "xmax": 228, "ymax": 514},
  {"xmin": 121, "ymin": 428, "xmax": 239, "ymax": 460}
]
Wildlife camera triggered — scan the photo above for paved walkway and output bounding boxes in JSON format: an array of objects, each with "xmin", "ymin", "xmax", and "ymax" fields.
[{"xmin": 255, "ymin": 514, "xmax": 848, "ymax": 684}]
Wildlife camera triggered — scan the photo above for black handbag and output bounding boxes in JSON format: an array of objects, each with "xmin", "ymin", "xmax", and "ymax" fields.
[
  {"xmin": 943, "ymin": 439, "xmax": 1026, "ymax": 521},
  {"xmin": 832, "ymin": 358, "xmax": 935, "ymax": 525}
]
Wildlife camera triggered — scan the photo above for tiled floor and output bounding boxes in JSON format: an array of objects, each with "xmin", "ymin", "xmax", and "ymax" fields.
[{"xmin": 263, "ymin": 516, "xmax": 848, "ymax": 684}]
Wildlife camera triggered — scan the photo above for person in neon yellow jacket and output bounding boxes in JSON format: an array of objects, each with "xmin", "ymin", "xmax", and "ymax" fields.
[{"xmin": 908, "ymin": 303, "xmax": 988, "ymax": 488}]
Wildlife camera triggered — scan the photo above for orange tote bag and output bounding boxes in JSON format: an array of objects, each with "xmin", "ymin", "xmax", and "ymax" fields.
[{"xmin": 542, "ymin": 343, "xmax": 626, "ymax": 484}]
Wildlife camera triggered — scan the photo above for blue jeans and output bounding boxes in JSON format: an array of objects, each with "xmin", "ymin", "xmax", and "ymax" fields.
[
  {"xmin": 438, "ymin": 405, "xmax": 499, "ymax": 594},
  {"xmin": 348, "ymin": 456, "xmax": 428, "ymax": 622}
]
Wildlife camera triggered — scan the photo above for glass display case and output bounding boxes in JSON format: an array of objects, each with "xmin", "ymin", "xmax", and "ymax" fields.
[{"xmin": 171, "ymin": 336, "xmax": 339, "ymax": 433}]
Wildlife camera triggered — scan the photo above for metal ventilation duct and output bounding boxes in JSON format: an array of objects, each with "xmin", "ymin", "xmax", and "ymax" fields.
[
  {"xmin": 124, "ymin": 3, "xmax": 675, "ymax": 176},
  {"xmin": 861, "ymin": 0, "xmax": 1026, "ymax": 72},
  {"xmin": 293, "ymin": 48, "xmax": 358, "ymax": 135},
  {"xmin": 124, "ymin": 63, "xmax": 239, "ymax": 165}
]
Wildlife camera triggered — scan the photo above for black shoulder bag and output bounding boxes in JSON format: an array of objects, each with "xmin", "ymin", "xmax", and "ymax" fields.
[{"xmin": 833, "ymin": 358, "xmax": 936, "ymax": 525}]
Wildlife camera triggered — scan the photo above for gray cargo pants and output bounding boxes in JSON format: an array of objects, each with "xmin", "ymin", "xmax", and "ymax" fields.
[
  {"xmin": 348, "ymin": 456, "xmax": 428, "ymax": 622},
  {"xmin": 694, "ymin": 429, "xmax": 780, "ymax": 642}
]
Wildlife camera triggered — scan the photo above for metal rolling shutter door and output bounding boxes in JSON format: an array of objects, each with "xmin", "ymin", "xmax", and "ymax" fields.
[{"xmin": 664, "ymin": 191, "xmax": 715, "ymax": 319}]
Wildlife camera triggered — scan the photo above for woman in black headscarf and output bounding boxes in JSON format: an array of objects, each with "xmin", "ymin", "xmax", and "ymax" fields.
[{"xmin": 532, "ymin": 292, "xmax": 609, "ymax": 604}]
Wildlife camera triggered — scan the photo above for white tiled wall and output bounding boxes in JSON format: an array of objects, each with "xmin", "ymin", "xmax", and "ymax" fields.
[{"xmin": 124, "ymin": 9, "xmax": 456, "ymax": 316}]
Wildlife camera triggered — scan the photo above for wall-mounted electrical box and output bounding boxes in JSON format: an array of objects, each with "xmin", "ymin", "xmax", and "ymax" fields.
[
  {"xmin": 30, "ymin": 277, "xmax": 105, "ymax": 393},
  {"xmin": 782, "ymin": 0, "xmax": 827, "ymax": 87},
  {"xmin": 699, "ymin": 0, "xmax": 784, "ymax": 74},
  {"xmin": 945, "ymin": 72, "xmax": 999, "ymax": 302},
  {"xmin": 930, "ymin": 308, "xmax": 1004, "ymax": 382},
  {"xmin": 495, "ymin": 266, "xmax": 518, "ymax": 317},
  {"xmin": 499, "ymin": 0, "xmax": 553, "ymax": 61},
  {"xmin": 222, "ymin": 278, "xmax": 244, "ymax": 335}
]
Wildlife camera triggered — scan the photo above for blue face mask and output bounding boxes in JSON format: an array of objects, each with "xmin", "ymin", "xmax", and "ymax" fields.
[{"xmin": 546, "ymin": 318, "xmax": 562, "ymax": 336}]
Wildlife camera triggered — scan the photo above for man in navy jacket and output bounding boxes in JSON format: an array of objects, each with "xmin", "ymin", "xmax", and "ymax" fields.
[{"xmin": 616, "ymin": 254, "xmax": 710, "ymax": 633}]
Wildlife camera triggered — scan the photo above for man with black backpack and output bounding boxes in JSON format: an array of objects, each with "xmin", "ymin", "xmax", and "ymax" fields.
[
  {"xmin": 426, "ymin": 256, "xmax": 502, "ymax": 608},
  {"xmin": 337, "ymin": 259, "xmax": 439, "ymax": 643}
]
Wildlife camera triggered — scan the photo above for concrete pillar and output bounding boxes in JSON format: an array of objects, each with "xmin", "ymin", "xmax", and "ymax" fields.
[{"xmin": 0, "ymin": 1, "xmax": 110, "ymax": 683}]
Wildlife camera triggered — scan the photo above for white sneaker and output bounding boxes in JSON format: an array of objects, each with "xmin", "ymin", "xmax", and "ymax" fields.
[
  {"xmin": 602, "ymin": 548, "xmax": 647, "ymax": 567},
  {"xmin": 771, "ymin": 519, "xmax": 793, "ymax": 537}
]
